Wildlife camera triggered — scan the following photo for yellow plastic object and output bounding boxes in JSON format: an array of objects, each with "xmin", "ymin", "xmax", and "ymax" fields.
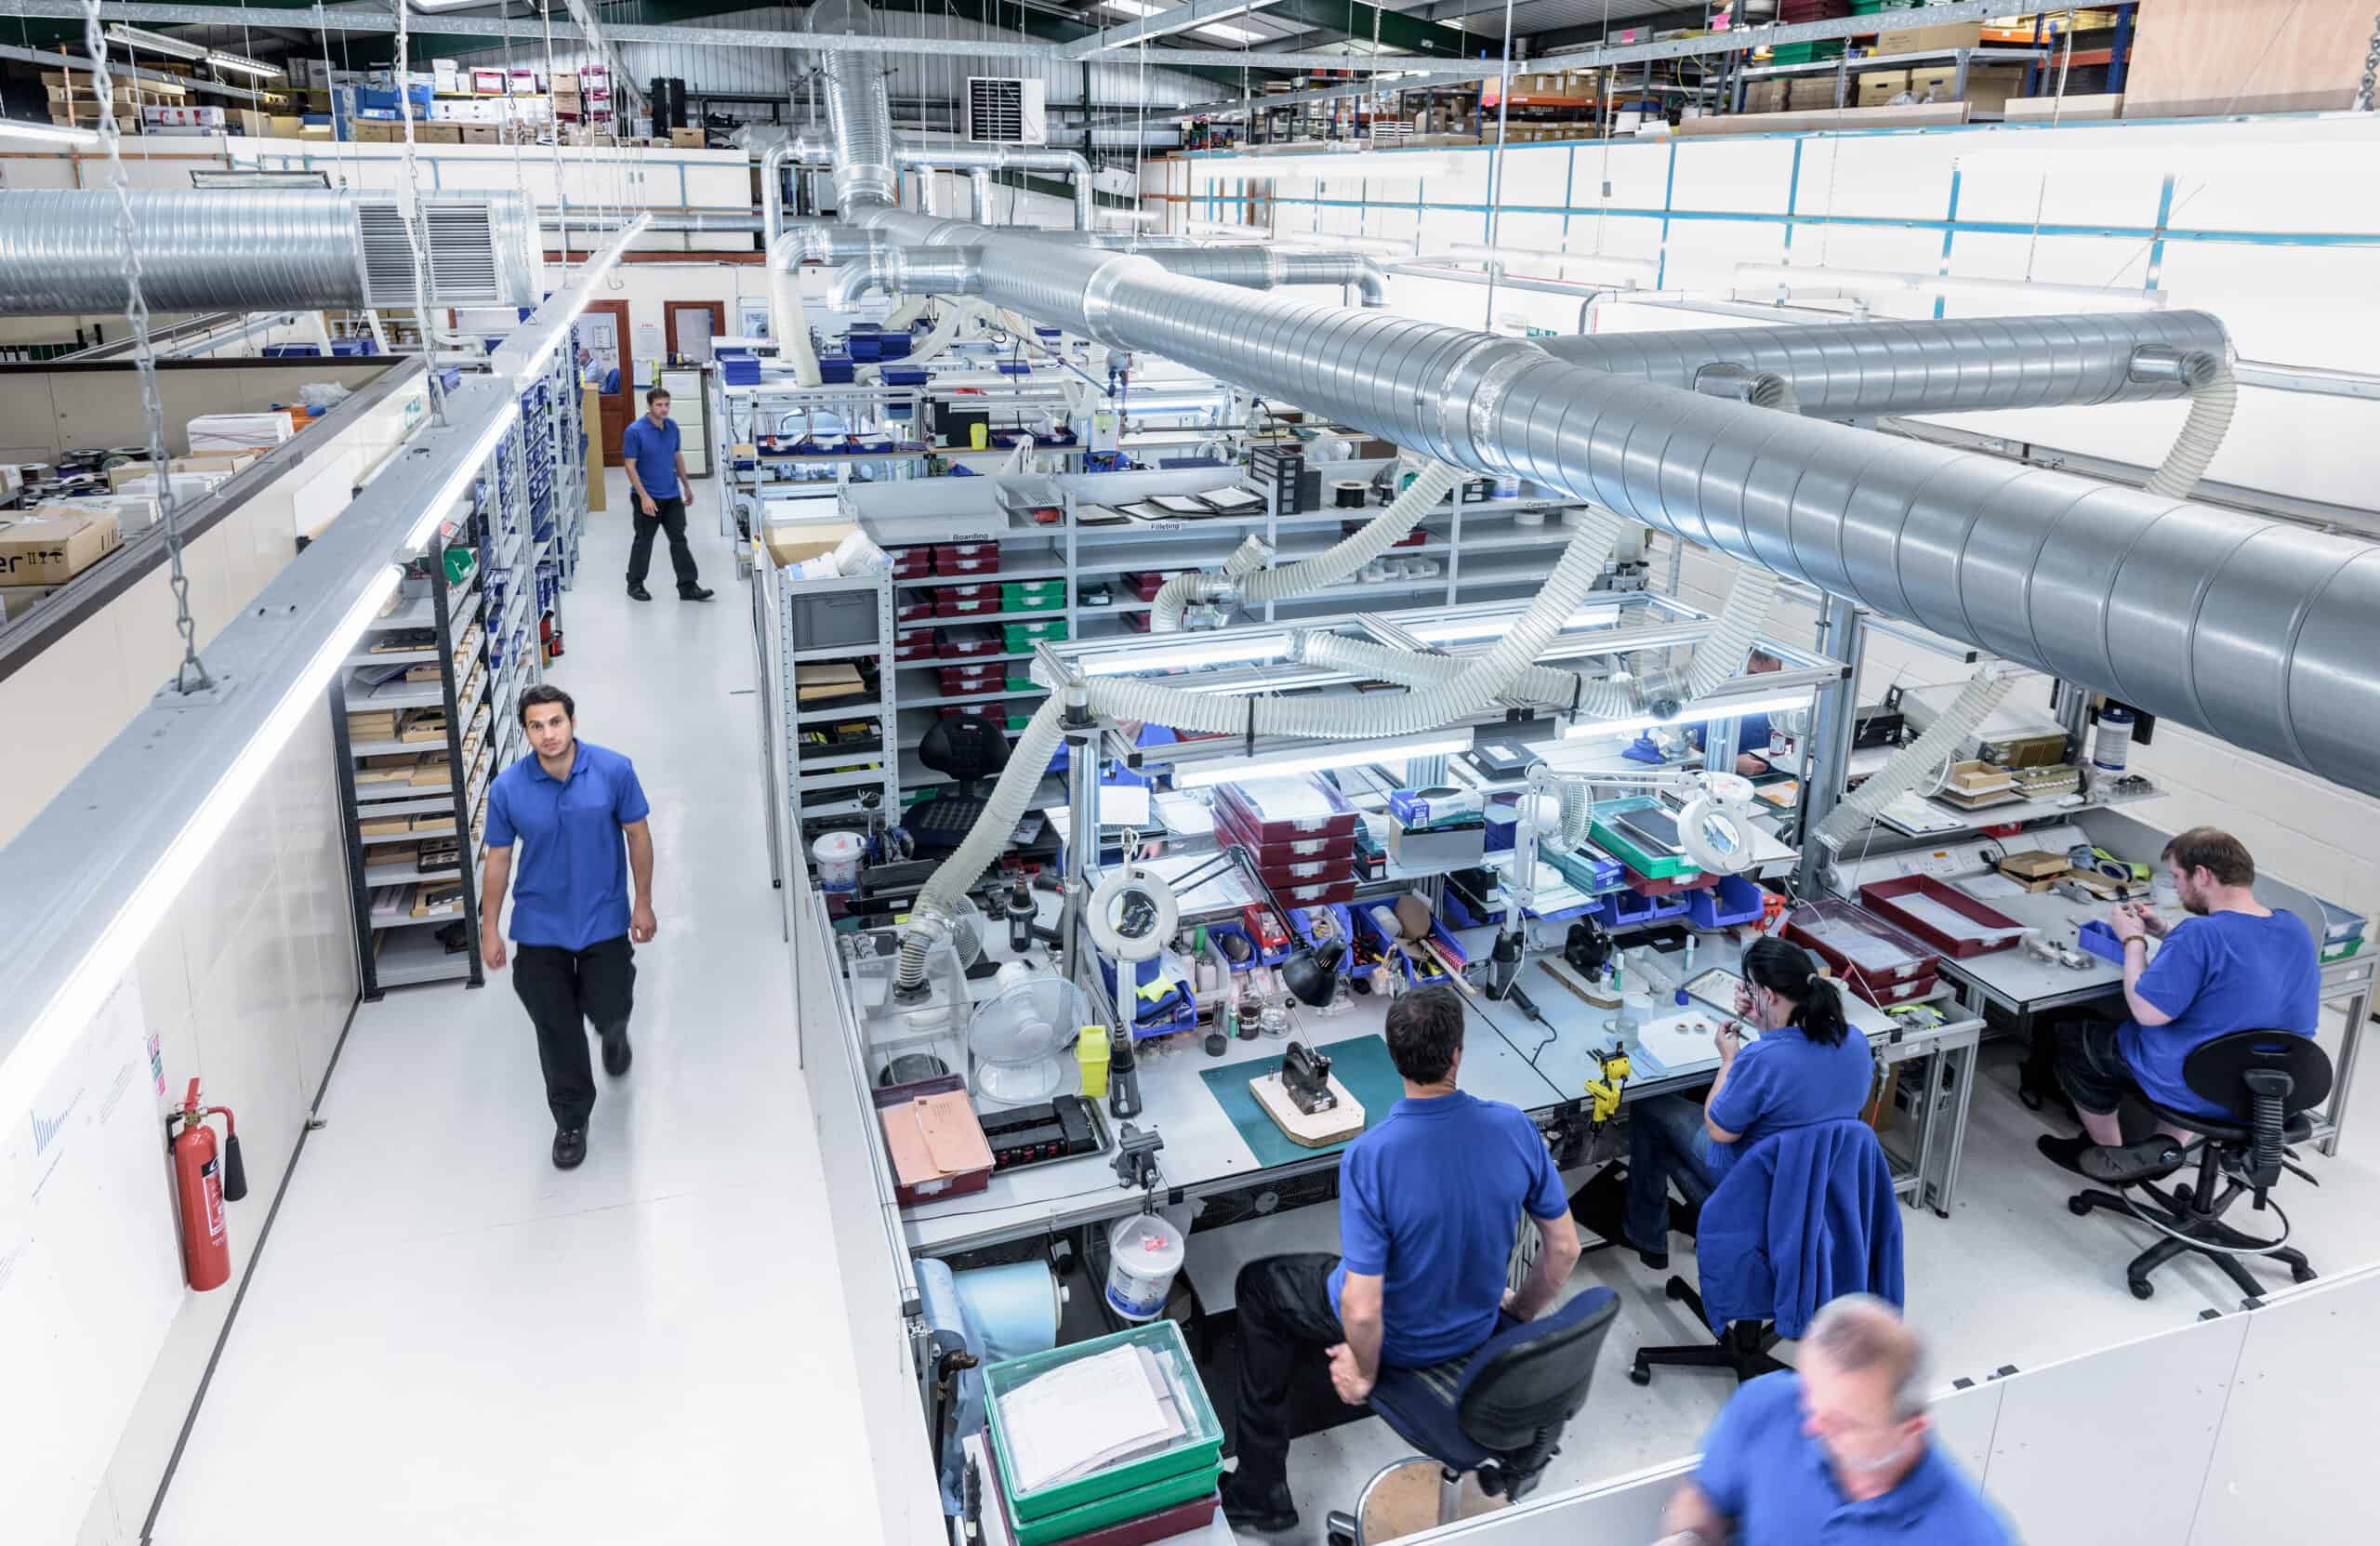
[
  {"xmin": 1076, "ymin": 1025, "xmax": 1111, "ymax": 1099},
  {"xmin": 970, "ymin": 421, "xmax": 989, "ymax": 450},
  {"xmin": 1585, "ymin": 1048, "xmax": 1631, "ymax": 1126}
]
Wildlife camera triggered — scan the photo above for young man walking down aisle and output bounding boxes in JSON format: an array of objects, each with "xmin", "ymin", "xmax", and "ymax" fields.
[
  {"xmin": 621, "ymin": 386, "xmax": 714, "ymax": 602},
  {"xmin": 481, "ymin": 685, "xmax": 660, "ymax": 1169}
]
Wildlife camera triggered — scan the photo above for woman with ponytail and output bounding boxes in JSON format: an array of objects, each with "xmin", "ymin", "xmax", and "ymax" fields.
[{"xmin": 1606, "ymin": 935, "xmax": 1879, "ymax": 1269}]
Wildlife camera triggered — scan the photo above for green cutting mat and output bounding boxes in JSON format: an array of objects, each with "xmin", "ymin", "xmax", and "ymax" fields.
[{"xmin": 1197, "ymin": 1034, "xmax": 1408, "ymax": 1168}]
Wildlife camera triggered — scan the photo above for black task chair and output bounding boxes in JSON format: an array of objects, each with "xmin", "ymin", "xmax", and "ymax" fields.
[
  {"xmin": 1632, "ymin": 1118, "xmax": 1904, "ymax": 1389},
  {"xmin": 901, "ymin": 716, "xmax": 1011, "ymax": 851},
  {"xmin": 1324, "ymin": 1288, "xmax": 1620, "ymax": 1545},
  {"xmin": 2067, "ymin": 1028, "xmax": 2329, "ymax": 1301}
]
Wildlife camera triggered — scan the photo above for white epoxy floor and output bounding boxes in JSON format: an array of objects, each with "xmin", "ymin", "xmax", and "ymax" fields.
[{"xmin": 153, "ymin": 473, "xmax": 881, "ymax": 1545}]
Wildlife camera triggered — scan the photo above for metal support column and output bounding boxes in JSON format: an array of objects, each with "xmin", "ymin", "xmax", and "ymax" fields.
[{"xmin": 1795, "ymin": 594, "xmax": 1862, "ymax": 895}]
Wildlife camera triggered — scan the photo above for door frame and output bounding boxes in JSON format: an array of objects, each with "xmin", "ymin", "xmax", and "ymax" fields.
[
  {"xmin": 583, "ymin": 297, "xmax": 634, "ymax": 466},
  {"xmin": 666, "ymin": 299, "xmax": 728, "ymax": 363}
]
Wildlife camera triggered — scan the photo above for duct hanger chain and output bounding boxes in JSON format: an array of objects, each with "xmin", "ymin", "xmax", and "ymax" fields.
[
  {"xmin": 82, "ymin": 0, "xmax": 212, "ymax": 695},
  {"xmin": 2360, "ymin": 11, "xmax": 2379, "ymax": 113}
]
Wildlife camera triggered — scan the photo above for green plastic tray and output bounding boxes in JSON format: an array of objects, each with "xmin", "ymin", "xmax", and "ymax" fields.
[
  {"xmin": 984, "ymin": 1319, "xmax": 1224, "ymax": 1529},
  {"xmin": 1588, "ymin": 796, "xmax": 1701, "ymax": 880}
]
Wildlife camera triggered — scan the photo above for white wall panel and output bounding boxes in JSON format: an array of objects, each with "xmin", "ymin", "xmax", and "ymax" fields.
[{"xmin": 1670, "ymin": 138, "xmax": 1796, "ymax": 215}]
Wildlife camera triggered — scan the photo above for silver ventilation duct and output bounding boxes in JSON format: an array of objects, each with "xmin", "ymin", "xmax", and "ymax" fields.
[
  {"xmin": 821, "ymin": 51, "xmax": 900, "ymax": 213},
  {"xmin": 821, "ymin": 243, "xmax": 1387, "ymax": 310},
  {"xmin": 0, "ymin": 189, "xmax": 538, "ymax": 316},
  {"xmin": 1540, "ymin": 312, "xmax": 2234, "ymax": 418}
]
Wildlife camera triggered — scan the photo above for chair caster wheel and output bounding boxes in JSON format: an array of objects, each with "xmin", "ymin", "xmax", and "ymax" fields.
[
  {"xmin": 1629, "ymin": 1362, "xmax": 1652, "ymax": 1386},
  {"xmin": 1325, "ymin": 1510, "xmax": 1357, "ymax": 1546},
  {"xmin": 2128, "ymin": 1277, "xmax": 2155, "ymax": 1301},
  {"xmin": 1663, "ymin": 1276, "xmax": 1689, "ymax": 1302},
  {"xmin": 2293, "ymin": 1264, "xmax": 2319, "ymax": 1285},
  {"xmin": 2068, "ymin": 1196, "xmax": 2093, "ymax": 1217}
]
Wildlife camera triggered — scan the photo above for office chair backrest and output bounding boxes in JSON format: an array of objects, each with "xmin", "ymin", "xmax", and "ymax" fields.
[
  {"xmin": 1452, "ymin": 1287, "xmax": 1620, "ymax": 1454},
  {"xmin": 1699, "ymin": 1117, "xmax": 1904, "ymax": 1339},
  {"xmin": 2182, "ymin": 1029, "xmax": 2334, "ymax": 1192},
  {"xmin": 917, "ymin": 716, "xmax": 1010, "ymax": 792}
]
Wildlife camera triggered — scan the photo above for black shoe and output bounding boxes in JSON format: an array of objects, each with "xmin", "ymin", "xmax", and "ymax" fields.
[
  {"xmin": 602, "ymin": 1031, "xmax": 632, "ymax": 1077},
  {"xmin": 1635, "ymin": 1245, "xmax": 1670, "ymax": 1271},
  {"xmin": 552, "ymin": 1128, "xmax": 588, "ymax": 1169},
  {"xmin": 627, "ymin": 584, "xmax": 653, "ymax": 601},
  {"xmin": 1218, "ymin": 1473, "xmax": 1298, "ymax": 1534},
  {"xmin": 679, "ymin": 585, "xmax": 715, "ymax": 601},
  {"xmin": 2035, "ymin": 1131, "xmax": 2097, "ymax": 1178}
]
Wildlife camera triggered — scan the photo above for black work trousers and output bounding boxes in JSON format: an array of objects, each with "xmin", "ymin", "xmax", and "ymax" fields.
[
  {"xmin": 628, "ymin": 494, "xmax": 700, "ymax": 592},
  {"xmin": 1233, "ymin": 1252, "xmax": 1347, "ymax": 1494},
  {"xmin": 511, "ymin": 934, "xmax": 636, "ymax": 1130}
]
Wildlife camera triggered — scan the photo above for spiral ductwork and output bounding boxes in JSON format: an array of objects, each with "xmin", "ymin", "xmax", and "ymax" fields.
[
  {"xmin": 1541, "ymin": 311, "xmax": 2234, "ymax": 418},
  {"xmin": 1142, "ymin": 246, "xmax": 1387, "ymax": 307},
  {"xmin": 0, "ymin": 190, "xmax": 372, "ymax": 316},
  {"xmin": 822, "ymin": 52, "xmax": 900, "ymax": 212}
]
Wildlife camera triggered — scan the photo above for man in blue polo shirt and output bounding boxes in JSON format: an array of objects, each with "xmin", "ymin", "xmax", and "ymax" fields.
[
  {"xmin": 2038, "ymin": 826, "xmax": 2320, "ymax": 1175},
  {"xmin": 1657, "ymin": 1296, "xmax": 2014, "ymax": 1546},
  {"xmin": 1222, "ymin": 987, "xmax": 1582, "ymax": 1534},
  {"xmin": 620, "ymin": 387, "xmax": 712, "ymax": 602},
  {"xmin": 480, "ymin": 684, "xmax": 659, "ymax": 1170}
]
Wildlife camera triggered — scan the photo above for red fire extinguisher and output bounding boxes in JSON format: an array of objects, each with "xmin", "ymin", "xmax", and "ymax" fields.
[{"xmin": 169, "ymin": 1078, "xmax": 247, "ymax": 1292}]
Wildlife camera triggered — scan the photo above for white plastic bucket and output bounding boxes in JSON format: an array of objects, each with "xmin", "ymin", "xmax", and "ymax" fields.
[
  {"xmin": 1104, "ymin": 1212, "xmax": 1187, "ymax": 1322},
  {"xmin": 812, "ymin": 831, "xmax": 865, "ymax": 892}
]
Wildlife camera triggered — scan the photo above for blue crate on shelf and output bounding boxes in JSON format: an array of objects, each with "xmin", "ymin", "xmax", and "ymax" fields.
[
  {"xmin": 817, "ymin": 355, "xmax": 855, "ymax": 383},
  {"xmin": 1685, "ymin": 873, "xmax": 1766, "ymax": 930}
]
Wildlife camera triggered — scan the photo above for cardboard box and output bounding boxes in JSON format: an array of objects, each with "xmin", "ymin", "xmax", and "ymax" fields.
[
  {"xmin": 669, "ymin": 126, "xmax": 706, "ymax": 149},
  {"xmin": 794, "ymin": 663, "xmax": 868, "ymax": 707},
  {"xmin": 269, "ymin": 113, "xmax": 304, "ymax": 137},
  {"xmin": 2003, "ymin": 92, "xmax": 2123, "ymax": 122},
  {"xmin": 462, "ymin": 126, "xmax": 499, "ymax": 144},
  {"xmin": 1872, "ymin": 21, "xmax": 1985, "ymax": 58},
  {"xmin": 352, "ymin": 121, "xmax": 400, "ymax": 142},
  {"xmin": 471, "ymin": 68, "xmax": 505, "ymax": 95},
  {"xmin": 299, "ymin": 123, "xmax": 335, "ymax": 141},
  {"xmin": 766, "ymin": 520, "xmax": 861, "ymax": 569},
  {"xmin": 551, "ymin": 69, "xmax": 579, "ymax": 92},
  {"xmin": 0, "ymin": 508, "xmax": 122, "ymax": 588},
  {"xmin": 417, "ymin": 123, "xmax": 462, "ymax": 143}
]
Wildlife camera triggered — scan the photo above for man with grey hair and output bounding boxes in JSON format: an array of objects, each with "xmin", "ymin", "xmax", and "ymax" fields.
[{"xmin": 1654, "ymin": 1296, "xmax": 2014, "ymax": 1544}]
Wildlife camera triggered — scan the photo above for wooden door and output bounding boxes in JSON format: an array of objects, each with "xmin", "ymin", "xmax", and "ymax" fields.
[
  {"xmin": 580, "ymin": 298, "xmax": 634, "ymax": 465},
  {"xmin": 666, "ymin": 300, "xmax": 727, "ymax": 364}
]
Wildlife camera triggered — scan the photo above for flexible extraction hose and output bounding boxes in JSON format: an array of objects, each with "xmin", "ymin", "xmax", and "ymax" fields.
[
  {"xmin": 1150, "ymin": 461, "xmax": 1460, "ymax": 632},
  {"xmin": 1815, "ymin": 667, "xmax": 2017, "ymax": 847},
  {"xmin": 895, "ymin": 508, "xmax": 1632, "ymax": 987},
  {"xmin": 1290, "ymin": 634, "xmax": 1641, "ymax": 718},
  {"xmin": 765, "ymin": 233, "xmax": 824, "ymax": 388},
  {"xmin": 2143, "ymin": 352, "xmax": 2237, "ymax": 501},
  {"xmin": 1684, "ymin": 567, "xmax": 1784, "ymax": 703}
]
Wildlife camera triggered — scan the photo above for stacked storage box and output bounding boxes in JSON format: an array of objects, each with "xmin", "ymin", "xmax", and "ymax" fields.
[
  {"xmin": 1784, "ymin": 899, "xmax": 1941, "ymax": 1008},
  {"xmin": 1214, "ymin": 775, "xmax": 1359, "ymax": 909}
]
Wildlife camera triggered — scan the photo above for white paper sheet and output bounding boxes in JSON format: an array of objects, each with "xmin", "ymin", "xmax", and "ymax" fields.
[
  {"xmin": 998, "ymin": 1344, "xmax": 1184, "ymax": 1494},
  {"xmin": 1632, "ymin": 1011, "xmax": 1741, "ymax": 1074},
  {"xmin": 1802, "ymin": 918, "xmax": 1919, "ymax": 973},
  {"xmin": 1958, "ymin": 873, "xmax": 2028, "ymax": 901},
  {"xmin": 1893, "ymin": 893, "xmax": 2027, "ymax": 944}
]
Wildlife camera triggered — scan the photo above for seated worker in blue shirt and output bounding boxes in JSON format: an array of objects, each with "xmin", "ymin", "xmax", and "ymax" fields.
[
  {"xmin": 1656, "ymin": 1295, "xmax": 2015, "ymax": 1546},
  {"xmin": 1693, "ymin": 650, "xmax": 1783, "ymax": 776},
  {"xmin": 1589, "ymin": 936, "xmax": 1876, "ymax": 1269},
  {"xmin": 1221, "ymin": 987, "xmax": 1582, "ymax": 1534},
  {"xmin": 2038, "ymin": 826, "xmax": 2320, "ymax": 1173}
]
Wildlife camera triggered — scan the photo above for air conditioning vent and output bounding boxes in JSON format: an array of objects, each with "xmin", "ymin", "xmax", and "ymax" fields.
[
  {"xmin": 967, "ymin": 77, "xmax": 1046, "ymax": 145},
  {"xmin": 358, "ymin": 192, "xmax": 536, "ymax": 308}
]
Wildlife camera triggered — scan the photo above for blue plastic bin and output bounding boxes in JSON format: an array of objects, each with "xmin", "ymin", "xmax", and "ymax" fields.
[
  {"xmin": 1610, "ymin": 888, "xmax": 1689, "ymax": 930},
  {"xmin": 1685, "ymin": 873, "xmax": 1766, "ymax": 930}
]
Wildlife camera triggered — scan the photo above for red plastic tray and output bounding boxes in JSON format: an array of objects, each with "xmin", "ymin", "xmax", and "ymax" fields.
[
  {"xmin": 936, "ymin": 582, "xmax": 998, "ymax": 602},
  {"xmin": 933, "ymin": 541, "xmax": 998, "ymax": 562},
  {"xmin": 1212, "ymin": 774, "xmax": 1358, "ymax": 842},
  {"xmin": 1783, "ymin": 900, "xmax": 1941, "ymax": 1008},
  {"xmin": 934, "ymin": 598, "xmax": 1001, "ymax": 617},
  {"xmin": 1858, "ymin": 875, "xmax": 2028, "ymax": 958},
  {"xmin": 1216, "ymin": 806, "xmax": 1359, "ymax": 865},
  {"xmin": 933, "ymin": 556, "xmax": 1000, "ymax": 577}
]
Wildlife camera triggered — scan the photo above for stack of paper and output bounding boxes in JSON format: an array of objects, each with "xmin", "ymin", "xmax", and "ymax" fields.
[{"xmin": 998, "ymin": 1344, "xmax": 1191, "ymax": 1495}]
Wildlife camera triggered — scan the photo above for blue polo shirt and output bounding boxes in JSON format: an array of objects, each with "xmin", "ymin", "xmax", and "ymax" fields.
[
  {"xmin": 1328, "ymin": 1089, "xmax": 1567, "ymax": 1368},
  {"xmin": 1703, "ymin": 1024, "xmax": 1876, "ymax": 1187},
  {"xmin": 2123, "ymin": 908, "xmax": 2319, "ymax": 1117},
  {"xmin": 621, "ymin": 414, "xmax": 681, "ymax": 500},
  {"xmin": 1696, "ymin": 1372, "xmax": 2014, "ymax": 1545},
  {"xmin": 485, "ymin": 741, "xmax": 651, "ymax": 951}
]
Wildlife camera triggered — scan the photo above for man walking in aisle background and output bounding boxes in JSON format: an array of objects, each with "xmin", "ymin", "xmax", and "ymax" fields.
[
  {"xmin": 481, "ymin": 685, "xmax": 660, "ymax": 1169},
  {"xmin": 621, "ymin": 386, "xmax": 713, "ymax": 602}
]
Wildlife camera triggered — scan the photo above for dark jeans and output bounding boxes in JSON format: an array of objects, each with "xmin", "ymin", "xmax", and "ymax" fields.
[
  {"xmin": 1233, "ymin": 1253, "xmax": 1346, "ymax": 1496},
  {"xmin": 512, "ymin": 934, "xmax": 636, "ymax": 1130},
  {"xmin": 2053, "ymin": 1017, "xmax": 2140, "ymax": 1117},
  {"xmin": 1626, "ymin": 1093, "xmax": 1722, "ymax": 1253},
  {"xmin": 628, "ymin": 494, "xmax": 700, "ymax": 592}
]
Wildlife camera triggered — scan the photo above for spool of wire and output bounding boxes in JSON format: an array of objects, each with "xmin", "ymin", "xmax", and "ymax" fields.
[{"xmin": 1331, "ymin": 480, "xmax": 1368, "ymax": 509}]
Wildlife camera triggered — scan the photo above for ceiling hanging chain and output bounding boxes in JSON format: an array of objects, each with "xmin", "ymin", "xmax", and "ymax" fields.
[
  {"xmin": 393, "ymin": 0, "xmax": 449, "ymax": 425},
  {"xmin": 2357, "ymin": 10, "xmax": 2378, "ymax": 112},
  {"xmin": 79, "ymin": 0, "xmax": 212, "ymax": 696}
]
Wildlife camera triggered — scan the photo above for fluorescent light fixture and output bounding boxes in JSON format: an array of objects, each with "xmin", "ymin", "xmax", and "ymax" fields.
[
  {"xmin": 4, "ymin": 562, "xmax": 402, "ymax": 1118},
  {"xmin": 1449, "ymin": 242, "xmax": 1655, "ymax": 284},
  {"xmin": 1196, "ymin": 22, "xmax": 1262, "ymax": 41},
  {"xmin": 206, "ymin": 50, "xmax": 284, "ymax": 81},
  {"xmin": 1733, "ymin": 263, "xmax": 2167, "ymax": 311},
  {"xmin": 0, "ymin": 117, "xmax": 101, "ymax": 147},
  {"xmin": 1078, "ymin": 632, "xmax": 1291, "ymax": 676},
  {"xmin": 1170, "ymin": 730, "xmax": 1474, "ymax": 788},
  {"xmin": 1100, "ymin": 207, "xmax": 1162, "ymax": 227},
  {"xmin": 1189, "ymin": 218, "xmax": 1273, "ymax": 240},
  {"xmin": 1101, "ymin": 0, "xmax": 1163, "ymax": 13},
  {"xmin": 404, "ymin": 405, "xmax": 522, "ymax": 548},
  {"xmin": 1293, "ymin": 232, "xmax": 1410, "ymax": 258},
  {"xmin": 1559, "ymin": 689, "xmax": 1817, "ymax": 742},
  {"xmin": 1189, "ymin": 151, "xmax": 1461, "ymax": 183},
  {"xmin": 105, "ymin": 23, "xmax": 210, "ymax": 61}
]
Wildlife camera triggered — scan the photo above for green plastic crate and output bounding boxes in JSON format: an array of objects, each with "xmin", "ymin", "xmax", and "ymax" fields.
[
  {"xmin": 1002, "ymin": 581, "xmax": 1067, "ymax": 612},
  {"xmin": 1005, "ymin": 675, "xmax": 1047, "ymax": 694},
  {"xmin": 1004, "ymin": 621, "xmax": 1069, "ymax": 652},
  {"xmin": 1769, "ymin": 40, "xmax": 1846, "ymax": 65},
  {"xmin": 983, "ymin": 1320, "xmax": 1224, "ymax": 1537}
]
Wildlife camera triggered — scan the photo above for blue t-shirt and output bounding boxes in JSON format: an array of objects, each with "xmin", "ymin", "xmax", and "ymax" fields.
[
  {"xmin": 1328, "ymin": 1090, "xmax": 1567, "ymax": 1368},
  {"xmin": 621, "ymin": 414, "xmax": 681, "ymax": 500},
  {"xmin": 2122, "ymin": 908, "xmax": 2319, "ymax": 1117},
  {"xmin": 1696, "ymin": 1372, "xmax": 2014, "ymax": 1545},
  {"xmin": 1703, "ymin": 1024, "xmax": 1875, "ymax": 1186},
  {"xmin": 485, "ymin": 741, "xmax": 652, "ymax": 951}
]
